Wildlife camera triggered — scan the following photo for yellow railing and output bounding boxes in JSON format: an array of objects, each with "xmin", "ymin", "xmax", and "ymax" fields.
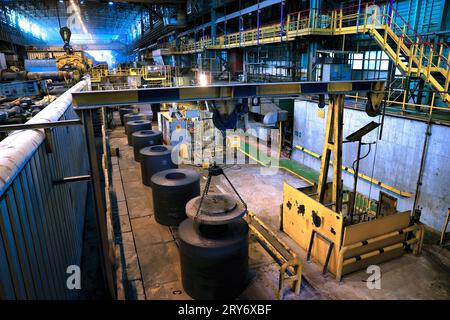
[
  {"xmin": 362, "ymin": 4, "xmax": 450, "ymax": 103},
  {"xmin": 88, "ymin": 65, "xmax": 174, "ymax": 87},
  {"xmin": 89, "ymin": 68, "xmax": 109, "ymax": 83},
  {"xmin": 168, "ymin": 3, "xmax": 450, "ymax": 106}
]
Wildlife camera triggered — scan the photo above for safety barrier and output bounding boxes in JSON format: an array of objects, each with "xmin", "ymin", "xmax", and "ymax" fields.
[
  {"xmin": 336, "ymin": 223, "xmax": 424, "ymax": 280},
  {"xmin": 0, "ymin": 79, "xmax": 90, "ymax": 299},
  {"xmin": 245, "ymin": 211, "xmax": 302, "ymax": 299}
]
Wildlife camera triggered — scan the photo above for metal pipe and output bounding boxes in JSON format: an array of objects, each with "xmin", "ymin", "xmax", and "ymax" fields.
[
  {"xmin": 413, "ymin": 120, "xmax": 432, "ymax": 211},
  {"xmin": 52, "ymin": 175, "xmax": 91, "ymax": 185},
  {"xmin": 349, "ymin": 139, "xmax": 362, "ymax": 223},
  {"xmin": 0, "ymin": 78, "xmax": 88, "ymax": 198},
  {"xmin": 27, "ymin": 71, "xmax": 71, "ymax": 81},
  {"xmin": 343, "ymin": 238, "xmax": 418, "ymax": 266},
  {"xmin": 0, "ymin": 119, "xmax": 82, "ymax": 132},
  {"xmin": 0, "ymin": 71, "xmax": 71, "ymax": 82}
]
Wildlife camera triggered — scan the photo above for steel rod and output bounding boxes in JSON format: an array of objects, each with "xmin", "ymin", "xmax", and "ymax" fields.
[{"xmin": 0, "ymin": 119, "xmax": 82, "ymax": 132}]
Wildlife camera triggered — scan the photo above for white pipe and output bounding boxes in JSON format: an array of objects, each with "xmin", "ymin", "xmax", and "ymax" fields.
[{"xmin": 0, "ymin": 79, "xmax": 89, "ymax": 196}]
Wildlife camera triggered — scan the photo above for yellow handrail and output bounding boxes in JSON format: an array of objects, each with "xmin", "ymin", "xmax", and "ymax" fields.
[{"xmin": 162, "ymin": 4, "xmax": 450, "ymax": 104}]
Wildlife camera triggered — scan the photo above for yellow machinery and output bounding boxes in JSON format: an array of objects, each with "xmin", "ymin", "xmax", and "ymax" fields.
[
  {"xmin": 89, "ymin": 64, "xmax": 109, "ymax": 83},
  {"xmin": 88, "ymin": 65, "xmax": 173, "ymax": 88},
  {"xmin": 280, "ymin": 91, "xmax": 425, "ymax": 280},
  {"xmin": 56, "ymin": 27, "xmax": 87, "ymax": 82},
  {"xmin": 56, "ymin": 54, "xmax": 87, "ymax": 81}
]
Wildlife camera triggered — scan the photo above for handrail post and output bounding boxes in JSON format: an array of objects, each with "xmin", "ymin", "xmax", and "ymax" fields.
[
  {"xmin": 287, "ymin": 13, "xmax": 291, "ymax": 34},
  {"xmin": 402, "ymin": 86, "xmax": 408, "ymax": 112},
  {"xmin": 372, "ymin": 6, "xmax": 376, "ymax": 28},
  {"xmin": 427, "ymin": 49, "xmax": 433, "ymax": 78},
  {"xmin": 430, "ymin": 92, "xmax": 436, "ymax": 117},
  {"xmin": 396, "ymin": 36, "xmax": 402, "ymax": 65},
  {"xmin": 445, "ymin": 68, "xmax": 450, "ymax": 94},
  {"xmin": 437, "ymin": 43, "xmax": 443, "ymax": 68},
  {"xmin": 419, "ymin": 44, "xmax": 424, "ymax": 73},
  {"xmin": 384, "ymin": 24, "xmax": 388, "ymax": 44},
  {"xmin": 408, "ymin": 43, "xmax": 414, "ymax": 76}
]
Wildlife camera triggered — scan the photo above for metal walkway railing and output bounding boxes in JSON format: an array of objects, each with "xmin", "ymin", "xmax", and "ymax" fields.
[
  {"xmin": 0, "ymin": 80, "xmax": 90, "ymax": 299},
  {"xmin": 167, "ymin": 3, "xmax": 450, "ymax": 107}
]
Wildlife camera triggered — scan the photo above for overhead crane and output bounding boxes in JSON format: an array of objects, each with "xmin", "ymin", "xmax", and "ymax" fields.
[{"xmin": 71, "ymin": 79, "xmax": 423, "ymax": 283}]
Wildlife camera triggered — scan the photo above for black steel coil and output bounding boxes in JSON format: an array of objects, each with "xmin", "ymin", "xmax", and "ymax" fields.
[
  {"xmin": 123, "ymin": 112, "xmax": 151, "ymax": 134},
  {"xmin": 151, "ymin": 169, "xmax": 200, "ymax": 226},
  {"xmin": 118, "ymin": 107, "xmax": 134, "ymax": 125},
  {"xmin": 126, "ymin": 120, "xmax": 151, "ymax": 146},
  {"xmin": 178, "ymin": 219, "xmax": 249, "ymax": 300},
  {"xmin": 140, "ymin": 145, "xmax": 178, "ymax": 186},
  {"xmin": 132, "ymin": 129, "xmax": 163, "ymax": 162}
]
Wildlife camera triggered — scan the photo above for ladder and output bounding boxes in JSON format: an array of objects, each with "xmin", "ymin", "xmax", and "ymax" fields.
[{"xmin": 362, "ymin": 4, "xmax": 450, "ymax": 104}]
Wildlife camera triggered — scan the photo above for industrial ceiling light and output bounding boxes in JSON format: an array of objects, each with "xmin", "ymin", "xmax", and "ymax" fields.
[
  {"xmin": 69, "ymin": 0, "xmax": 93, "ymax": 40},
  {"xmin": 108, "ymin": 1, "xmax": 114, "ymax": 5}
]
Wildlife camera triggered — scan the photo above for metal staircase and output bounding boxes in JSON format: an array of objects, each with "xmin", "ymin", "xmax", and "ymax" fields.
[{"xmin": 364, "ymin": 5, "xmax": 450, "ymax": 104}]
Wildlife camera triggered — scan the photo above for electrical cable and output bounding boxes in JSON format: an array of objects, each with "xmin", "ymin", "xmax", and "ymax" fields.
[
  {"xmin": 351, "ymin": 143, "xmax": 372, "ymax": 173},
  {"xmin": 56, "ymin": 1, "xmax": 62, "ymax": 29}
]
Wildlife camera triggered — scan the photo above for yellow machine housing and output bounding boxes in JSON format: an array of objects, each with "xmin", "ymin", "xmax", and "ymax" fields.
[{"xmin": 281, "ymin": 93, "xmax": 424, "ymax": 280}]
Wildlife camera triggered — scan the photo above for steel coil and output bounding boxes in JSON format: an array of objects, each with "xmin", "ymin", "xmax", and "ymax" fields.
[
  {"xmin": 118, "ymin": 107, "xmax": 134, "ymax": 125},
  {"xmin": 178, "ymin": 219, "xmax": 249, "ymax": 300},
  {"xmin": 140, "ymin": 145, "xmax": 178, "ymax": 186},
  {"xmin": 123, "ymin": 112, "xmax": 151, "ymax": 134},
  {"xmin": 126, "ymin": 120, "xmax": 151, "ymax": 146},
  {"xmin": 132, "ymin": 129, "xmax": 163, "ymax": 162},
  {"xmin": 151, "ymin": 168, "xmax": 200, "ymax": 226}
]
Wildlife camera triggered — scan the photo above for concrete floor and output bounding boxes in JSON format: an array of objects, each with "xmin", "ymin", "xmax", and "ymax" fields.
[
  {"xmin": 108, "ymin": 119, "xmax": 450, "ymax": 300},
  {"xmin": 109, "ymin": 125, "xmax": 320, "ymax": 300}
]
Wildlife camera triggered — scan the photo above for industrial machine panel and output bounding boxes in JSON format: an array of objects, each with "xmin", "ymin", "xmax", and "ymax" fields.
[{"xmin": 282, "ymin": 182, "xmax": 344, "ymax": 275}]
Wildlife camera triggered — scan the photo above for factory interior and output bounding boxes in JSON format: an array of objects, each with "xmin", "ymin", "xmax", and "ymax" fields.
[{"xmin": 0, "ymin": 0, "xmax": 449, "ymax": 305}]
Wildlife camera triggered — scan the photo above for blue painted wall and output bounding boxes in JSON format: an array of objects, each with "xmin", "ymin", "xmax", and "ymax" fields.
[{"xmin": 394, "ymin": 0, "xmax": 447, "ymax": 35}]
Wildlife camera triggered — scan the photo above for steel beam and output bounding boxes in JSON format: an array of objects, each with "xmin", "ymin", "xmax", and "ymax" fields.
[
  {"xmin": 81, "ymin": 110, "xmax": 116, "ymax": 299},
  {"xmin": 72, "ymin": 80, "xmax": 385, "ymax": 109},
  {"xmin": 0, "ymin": 119, "xmax": 82, "ymax": 132}
]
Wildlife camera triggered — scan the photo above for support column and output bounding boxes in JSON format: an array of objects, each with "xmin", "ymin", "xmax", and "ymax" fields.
[
  {"xmin": 316, "ymin": 94, "xmax": 344, "ymax": 213},
  {"xmin": 81, "ymin": 109, "xmax": 116, "ymax": 299}
]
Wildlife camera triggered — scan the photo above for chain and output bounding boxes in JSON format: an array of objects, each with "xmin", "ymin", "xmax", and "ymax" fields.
[
  {"xmin": 222, "ymin": 170, "xmax": 248, "ymax": 211},
  {"xmin": 194, "ymin": 164, "xmax": 248, "ymax": 223},
  {"xmin": 194, "ymin": 172, "xmax": 212, "ymax": 222}
]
